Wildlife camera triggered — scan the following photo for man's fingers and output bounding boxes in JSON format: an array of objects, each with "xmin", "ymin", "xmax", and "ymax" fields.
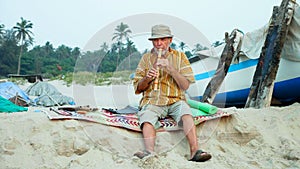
[{"xmin": 147, "ymin": 69, "xmax": 157, "ymax": 78}]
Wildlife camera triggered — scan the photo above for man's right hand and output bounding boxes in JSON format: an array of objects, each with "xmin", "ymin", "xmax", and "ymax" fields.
[
  {"xmin": 146, "ymin": 67, "xmax": 158, "ymax": 80},
  {"xmin": 136, "ymin": 67, "xmax": 158, "ymax": 93}
]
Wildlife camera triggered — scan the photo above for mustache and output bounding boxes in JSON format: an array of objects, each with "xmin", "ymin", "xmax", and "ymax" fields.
[{"xmin": 154, "ymin": 48, "xmax": 167, "ymax": 56}]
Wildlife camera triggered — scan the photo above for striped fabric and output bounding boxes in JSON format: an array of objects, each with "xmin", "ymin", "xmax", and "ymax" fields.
[
  {"xmin": 133, "ymin": 48, "xmax": 195, "ymax": 107},
  {"xmin": 45, "ymin": 108, "xmax": 234, "ymax": 132}
]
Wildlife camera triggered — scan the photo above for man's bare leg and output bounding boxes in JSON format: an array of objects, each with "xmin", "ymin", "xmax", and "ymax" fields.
[
  {"xmin": 182, "ymin": 114, "xmax": 212, "ymax": 162},
  {"xmin": 181, "ymin": 114, "xmax": 199, "ymax": 158},
  {"xmin": 142, "ymin": 122, "xmax": 156, "ymax": 152}
]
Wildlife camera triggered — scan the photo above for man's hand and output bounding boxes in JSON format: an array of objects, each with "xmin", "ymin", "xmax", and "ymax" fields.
[
  {"xmin": 136, "ymin": 67, "xmax": 157, "ymax": 93},
  {"xmin": 157, "ymin": 58, "xmax": 190, "ymax": 90},
  {"xmin": 146, "ymin": 67, "xmax": 158, "ymax": 80},
  {"xmin": 156, "ymin": 58, "xmax": 175, "ymax": 74}
]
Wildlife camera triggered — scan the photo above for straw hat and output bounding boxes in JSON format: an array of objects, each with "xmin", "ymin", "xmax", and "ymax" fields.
[{"xmin": 148, "ymin": 24, "xmax": 173, "ymax": 40}]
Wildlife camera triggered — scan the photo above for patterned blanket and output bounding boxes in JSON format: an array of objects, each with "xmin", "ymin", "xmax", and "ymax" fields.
[{"xmin": 43, "ymin": 108, "xmax": 234, "ymax": 132}]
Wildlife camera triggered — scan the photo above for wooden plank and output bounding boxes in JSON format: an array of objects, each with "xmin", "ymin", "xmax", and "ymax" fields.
[
  {"xmin": 245, "ymin": 0, "xmax": 296, "ymax": 108},
  {"xmin": 201, "ymin": 29, "xmax": 242, "ymax": 104},
  {"xmin": 7, "ymin": 74, "xmax": 43, "ymax": 83}
]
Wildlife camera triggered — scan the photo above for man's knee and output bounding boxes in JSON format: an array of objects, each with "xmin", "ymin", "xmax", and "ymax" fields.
[
  {"xmin": 181, "ymin": 114, "xmax": 193, "ymax": 121},
  {"xmin": 141, "ymin": 122, "xmax": 154, "ymax": 130}
]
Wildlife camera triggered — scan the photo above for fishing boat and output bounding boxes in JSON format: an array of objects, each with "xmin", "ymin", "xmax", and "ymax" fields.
[{"xmin": 187, "ymin": 3, "xmax": 300, "ymax": 107}]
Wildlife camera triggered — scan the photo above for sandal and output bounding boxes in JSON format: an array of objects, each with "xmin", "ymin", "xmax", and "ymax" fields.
[
  {"xmin": 133, "ymin": 150, "xmax": 151, "ymax": 159},
  {"xmin": 189, "ymin": 150, "xmax": 212, "ymax": 162}
]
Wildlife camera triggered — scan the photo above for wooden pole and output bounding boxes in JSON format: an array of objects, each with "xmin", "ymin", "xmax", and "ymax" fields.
[
  {"xmin": 245, "ymin": 0, "xmax": 296, "ymax": 108},
  {"xmin": 201, "ymin": 29, "xmax": 243, "ymax": 104}
]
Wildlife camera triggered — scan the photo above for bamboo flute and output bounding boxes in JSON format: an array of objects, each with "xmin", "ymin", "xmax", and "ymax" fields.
[{"xmin": 154, "ymin": 49, "xmax": 162, "ymax": 91}]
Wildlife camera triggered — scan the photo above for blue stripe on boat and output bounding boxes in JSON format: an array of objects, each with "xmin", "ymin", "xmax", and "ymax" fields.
[
  {"xmin": 191, "ymin": 76, "xmax": 300, "ymax": 106},
  {"xmin": 194, "ymin": 59, "xmax": 258, "ymax": 80}
]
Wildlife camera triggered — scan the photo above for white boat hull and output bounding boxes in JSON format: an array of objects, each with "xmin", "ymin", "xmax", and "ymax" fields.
[{"xmin": 187, "ymin": 56, "xmax": 300, "ymax": 106}]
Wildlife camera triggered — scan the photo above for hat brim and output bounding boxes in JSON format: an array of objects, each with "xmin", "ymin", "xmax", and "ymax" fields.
[{"xmin": 148, "ymin": 35, "xmax": 173, "ymax": 40}]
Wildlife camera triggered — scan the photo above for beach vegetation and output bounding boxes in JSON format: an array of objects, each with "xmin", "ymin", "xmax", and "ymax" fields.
[{"xmin": 0, "ymin": 19, "xmax": 209, "ymax": 86}]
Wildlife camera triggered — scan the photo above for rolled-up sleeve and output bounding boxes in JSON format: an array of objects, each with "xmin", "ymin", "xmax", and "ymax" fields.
[{"xmin": 179, "ymin": 52, "xmax": 195, "ymax": 84}]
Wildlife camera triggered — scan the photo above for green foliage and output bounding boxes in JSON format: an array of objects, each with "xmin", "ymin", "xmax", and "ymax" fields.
[
  {"xmin": 0, "ymin": 19, "xmax": 209, "ymax": 83},
  {"xmin": 192, "ymin": 43, "xmax": 209, "ymax": 54},
  {"xmin": 184, "ymin": 51, "xmax": 193, "ymax": 59},
  {"xmin": 0, "ymin": 29, "xmax": 19, "ymax": 76},
  {"xmin": 72, "ymin": 71, "xmax": 97, "ymax": 85},
  {"xmin": 212, "ymin": 40, "xmax": 225, "ymax": 47}
]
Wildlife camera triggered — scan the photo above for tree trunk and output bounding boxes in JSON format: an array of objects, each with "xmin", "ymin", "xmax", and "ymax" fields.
[{"xmin": 17, "ymin": 39, "xmax": 23, "ymax": 75}]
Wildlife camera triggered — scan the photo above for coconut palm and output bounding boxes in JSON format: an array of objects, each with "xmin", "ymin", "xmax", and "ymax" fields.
[
  {"xmin": 192, "ymin": 43, "xmax": 208, "ymax": 54},
  {"xmin": 112, "ymin": 22, "xmax": 132, "ymax": 67},
  {"xmin": 13, "ymin": 17, "xmax": 34, "ymax": 74},
  {"xmin": 212, "ymin": 40, "xmax": 224, "ymax": 47},
  {"xmin": 170, "ymin": 42, "xmax": 177, "ymax": 49},
  {"xmin": 100, "ymin": 42, "xmax": 109, "ymax": 52},
  {"xmin": 44, "ymin": 41, "xmax": 54, "ymax": 56},
  {"xmin": 178, "ymin": 41, "xmax": 187, "ymax": 52},
  {"xmin": 125, "ymin": 38, "xmax": 135, "ymax": 54},
  {"xmin": 125, "ymin": 38, "xmax": 135, "ymax": 69},
  {"xmin": 0, "ymin": 23, "xmax": 5, "ymax": 37},
  {"xmin": 0, "ymin": 24, "xmax": 5, "ymax": 45},
  {"xmin": 112, "ymin": 22, "xmax": 132, "ymax": 42}
]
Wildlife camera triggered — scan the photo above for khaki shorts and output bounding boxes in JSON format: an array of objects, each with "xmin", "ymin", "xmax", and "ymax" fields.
[{"xmin": 137, "ymin": 101, "xmax": 192, "ymax": 129}]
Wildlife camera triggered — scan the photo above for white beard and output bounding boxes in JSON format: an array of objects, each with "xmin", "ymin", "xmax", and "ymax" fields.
[{"xmin": 154, "ymin": 48, "xmax": 167, "ymax": 56}]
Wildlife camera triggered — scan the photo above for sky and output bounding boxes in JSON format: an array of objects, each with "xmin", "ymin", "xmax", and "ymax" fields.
[{"xmin": 1, "ymin": 0, "xmax": 283, "ymax": 51}]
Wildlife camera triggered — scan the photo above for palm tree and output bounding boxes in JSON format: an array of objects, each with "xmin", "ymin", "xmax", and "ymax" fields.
[
  {"xmin": 0, "ymin": 23, "xmax": 5, "ymax": 37},
  {"xmin": 13, "ymin": 17, "xmax": 34, "ymax": 74},
  {"xmin": 212, "ymin": 40, "xmax": 224, "ymax": 47},
  {"xmin": 56, "ymin": 44, "xmax": 72, "ymax": 59},
  {"xmin": 115, "ymin": 41, "xmax": 124, "ymax": 66},
  {"xmin": 192, "ymin": 43, "xmax": 208, "ymax": 54},
  {"xmin": 170, "ymin": 42, "xmax": 177, "ymax": 49},
  {"xmin": 100, "ymin": 42, "xmax": 109, "ymax": 52},
  {"xmin": 112, "ymin": 22, "xmax": 132, "ymax": 42},
  {"xmin": 112, "ymin": 22, "xmax": 132, "ymax": 67},
  {"xmin": 44, "ymin": 41, "xmax": 54, "ymax": 56},
  {"xmin": 178, "ymin": 41, "xmax": 188, "ymax": 52},
  {"xmin": 0, "ymin": 24, "xmax": 5, "ymax": 45},
  {"xmin": 71, "ymin": 47, "xmax": 81, "ymax": 59},
  {"xmin": 125, "ymin": 38, "xmax": 135, "ymax": 69}
]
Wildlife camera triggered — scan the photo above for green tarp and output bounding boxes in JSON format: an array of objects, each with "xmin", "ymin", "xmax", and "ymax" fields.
[{"xmin": 0, "ymin": 96, "xmax": 28, "ymax": 113}]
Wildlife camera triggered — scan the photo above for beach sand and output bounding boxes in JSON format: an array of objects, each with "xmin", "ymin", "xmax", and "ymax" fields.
[{"xmin": 0, "ymin": 80, "xmax": 299, "ymax": 169}]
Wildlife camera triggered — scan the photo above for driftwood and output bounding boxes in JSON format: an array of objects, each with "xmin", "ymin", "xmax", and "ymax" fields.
[
  {"xmin": 201, "ymin": 29, "xmax": 242, "ymax": 104},
  {"xmin": 245, "ymin": 0, "xmax": 296, "ymax": 108}
]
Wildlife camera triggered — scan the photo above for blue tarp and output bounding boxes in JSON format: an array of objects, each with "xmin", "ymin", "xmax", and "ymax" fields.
[{"xmin": 0, "ymin": 82, "xmax": 31, "ymax": 103}]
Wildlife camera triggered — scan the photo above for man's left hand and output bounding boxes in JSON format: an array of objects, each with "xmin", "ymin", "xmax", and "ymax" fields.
[{"xmin": 156, "ymin": 58, "xmax": 175, "ymax": 74}]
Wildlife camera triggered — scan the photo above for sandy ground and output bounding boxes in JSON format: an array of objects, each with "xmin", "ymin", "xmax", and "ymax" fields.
[{"xmin": 0, "ymin": 80, "xmax": 299, "ymax": 169}]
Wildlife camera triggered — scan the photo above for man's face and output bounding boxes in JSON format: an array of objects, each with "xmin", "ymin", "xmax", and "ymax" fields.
[{"xmin": 151, "ymin": 37, "xmax": 172, "ymax": 51}]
